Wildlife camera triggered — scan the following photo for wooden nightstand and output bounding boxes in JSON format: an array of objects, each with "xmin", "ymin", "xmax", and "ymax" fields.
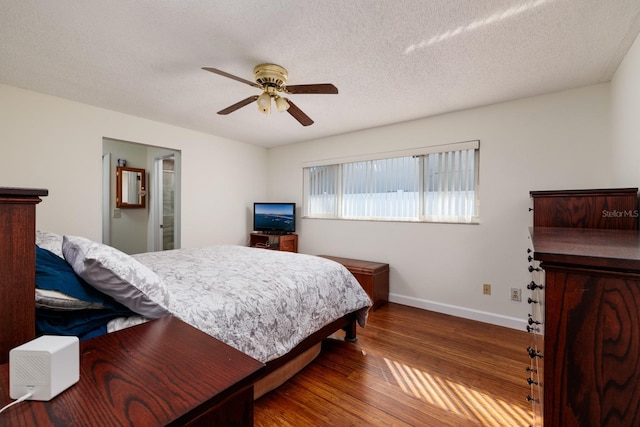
[
  {"xmin": 0, "ymin": 316, "xmax": 264, "ymax": 426},
  {"xmin": 318, "ymin": 255, "xmax": 389, "ymax": 311}
]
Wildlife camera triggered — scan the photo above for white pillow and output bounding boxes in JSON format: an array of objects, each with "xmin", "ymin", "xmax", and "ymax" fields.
[
  {"xmin": 62, "ymin": 235, "xmax": 171, "ymax": 319},
  {"xmin": 36, "ymin": 230, "xmax": 64, "ymax": 258},
  {"xmin": 36, "ymin": 288, "xmax": 104, "ymax": 311}
]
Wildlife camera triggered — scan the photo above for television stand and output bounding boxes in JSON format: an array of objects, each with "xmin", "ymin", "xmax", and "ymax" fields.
[{"xmin": 249, "ymin": 233, "xmax": 298, "ymax": 253}]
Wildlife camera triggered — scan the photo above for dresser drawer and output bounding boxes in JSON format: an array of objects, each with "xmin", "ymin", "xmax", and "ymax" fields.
[{"xmin": 279, "ymin": 235, "xmax": 297, "ymax": 252}]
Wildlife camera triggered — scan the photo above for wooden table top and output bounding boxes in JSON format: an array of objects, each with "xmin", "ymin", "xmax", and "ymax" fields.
[
  {"xmin": 530, "ymin": 226, "xmax": 640, "ymax": 272},
  {"xmin": 0, "ymin": 316, "xmax": 264, "ymax": 426},
  {"xmin": 0, "ymin": 187, "xmax": 48, "ymax": 197},
  {"xmin": 318, "ymin": 255, "xmax": 389, "ymax": 274}
]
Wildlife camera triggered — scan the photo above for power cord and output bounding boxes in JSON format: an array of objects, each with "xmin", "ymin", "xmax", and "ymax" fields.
[{"xmin": 0, "ymin": 392, "xmax": 33, "ymax": 414}]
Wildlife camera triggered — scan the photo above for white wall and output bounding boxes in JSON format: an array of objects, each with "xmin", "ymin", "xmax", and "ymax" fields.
[
  {"xmin": 0, "ymin": 83, "xmax": 267, "ymax": 247},
  {"xmin": 268, "ymin": 84, "xmax": 612, "ymax": 328},
  {"xmin": 611, "ymin": 32, "xmax": 640, "ymax": 186}
]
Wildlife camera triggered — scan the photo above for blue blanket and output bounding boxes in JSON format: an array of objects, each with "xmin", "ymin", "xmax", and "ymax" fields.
[{"xmin": 35, "ymin": 246, "xmax": 135, "ymax": 340}]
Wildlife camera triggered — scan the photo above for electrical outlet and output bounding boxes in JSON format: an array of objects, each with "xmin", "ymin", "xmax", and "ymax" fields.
[
  {"xmin": 483, "ymin": 284, "xmax": 491, "ymax": 295},
  {"xmin": 511, "ymin": 287, "xmax": 522, "ymax": 302}
]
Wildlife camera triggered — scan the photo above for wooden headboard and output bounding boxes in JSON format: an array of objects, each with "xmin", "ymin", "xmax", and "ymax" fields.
[{"xmin": 0, "ymin": 187, "xmax": 48, "ymax": 364}]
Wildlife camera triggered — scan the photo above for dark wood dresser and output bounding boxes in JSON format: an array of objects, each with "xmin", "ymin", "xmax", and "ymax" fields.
[
  {"xmin": 0, "ymin": 187, "xmax": 48, "ymax": 365},
  {"xmin": 0, "ymin": 316, "xmax": 265, "ymax": 426},
  {"xmin": 528, "ymin": 188, "xmax": 640, "ymax": 426}
]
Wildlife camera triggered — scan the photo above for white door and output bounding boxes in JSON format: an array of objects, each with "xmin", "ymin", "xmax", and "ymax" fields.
[
  {"xmin": 153, "ymin": 155, "xmax": 177, "ymax": 251},
  {"xmin": 102, "ymin": 153, "xmax": 111, "ymax": 244}
]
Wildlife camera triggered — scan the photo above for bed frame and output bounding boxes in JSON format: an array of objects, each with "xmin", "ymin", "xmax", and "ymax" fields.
[
  {"xmin": 0, "ymin": 187, "xmax": 359, "ymax": 397},
  {"xmin": 254, "ymin": 311, "xmax": 357, "ymax": 397}
]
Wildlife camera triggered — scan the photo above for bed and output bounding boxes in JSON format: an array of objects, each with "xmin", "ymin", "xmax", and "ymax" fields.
[{"xmin": 32, "ymin": 231, "xmax": 371, "ymax": 397}]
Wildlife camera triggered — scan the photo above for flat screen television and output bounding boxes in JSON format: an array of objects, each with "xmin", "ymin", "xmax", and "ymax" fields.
[{"xmin": 253, "ymin": 202, "xmax": 296, "ymax": 234}]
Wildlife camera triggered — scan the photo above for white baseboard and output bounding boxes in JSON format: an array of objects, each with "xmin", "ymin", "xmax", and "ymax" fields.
[{"xmin": 388, "ymin": 293, "xmax": 527, "ymax": 331}]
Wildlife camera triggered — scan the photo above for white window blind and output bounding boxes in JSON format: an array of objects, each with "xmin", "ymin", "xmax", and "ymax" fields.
[
  {"xmin": 303, "ymin": 141, "xmax": 479, "ymax": 223},
  {"xmin": 423, "ymin": 148, "xmax": 477, "ymax": 222},
  {"xmin": 304, "ymin": 164, "xmax": 339, "ymax": 218},
  {"xmin": 342, "ymin": 156, "xmax": 420, "ymax": 220}
]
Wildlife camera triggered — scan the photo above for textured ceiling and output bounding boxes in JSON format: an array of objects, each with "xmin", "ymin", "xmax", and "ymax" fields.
[{"xmin": 1, "ymin": 1, "xmax": 639, "ymax": 148}]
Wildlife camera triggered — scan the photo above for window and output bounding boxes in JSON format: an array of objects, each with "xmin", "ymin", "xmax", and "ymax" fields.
[{"xmin": 303, "ymin": 141, "xmax": 479, "ymax": 223}]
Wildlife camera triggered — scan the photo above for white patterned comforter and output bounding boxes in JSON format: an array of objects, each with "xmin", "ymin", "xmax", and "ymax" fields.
[{"xmin": 111, "ymin": 245, "xmax": 371, "ymax": 363}]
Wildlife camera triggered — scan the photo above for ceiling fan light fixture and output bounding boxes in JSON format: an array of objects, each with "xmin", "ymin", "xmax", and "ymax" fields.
[
  {"xmin": 257, "ymin": 92, "xmax": 271, "ymax": 114},
  {"xmin": 203, "ymin": 64, "xmax": 338, "ymax": 125},
  {"xmin": 274, "ymin": 96, "xmax": 290, "ymax": 112}
]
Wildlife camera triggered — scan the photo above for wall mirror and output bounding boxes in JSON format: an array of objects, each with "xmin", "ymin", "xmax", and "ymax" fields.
[{"xmin": 116, "ymin": 166, "xmax": 146, "ymax": 208}]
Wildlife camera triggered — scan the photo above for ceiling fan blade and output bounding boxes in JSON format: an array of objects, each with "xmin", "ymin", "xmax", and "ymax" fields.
[
  {"xmin": 202, "ymin": 67, "xmax": 262, "ymax": 89},
  {"xmin": 285, "ymin": 84, "xmax": 338, "ymax": 95},
  {"xmin": 285, "ymin": 99, "xmax": 314, "ymax": 126},
  {"xmin": 217, "ymin": 95, "xmax": 259, "ymax": 115}
]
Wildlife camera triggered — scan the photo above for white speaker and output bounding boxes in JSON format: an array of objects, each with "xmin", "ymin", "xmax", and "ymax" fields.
[{"xmin": 9, "ymin": 336, "xmax": 79, "ymax": 401}]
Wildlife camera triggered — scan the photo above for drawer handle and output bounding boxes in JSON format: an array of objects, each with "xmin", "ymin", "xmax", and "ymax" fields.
[
  {"xmin": 527, "ymin": 315, "xmax": 541, "ymax": 325},
  {"xmin": 528, "ymin": 255, "xmax": 533, "ymax": 262},
  {"xmin": 528, "ymin": 265, "xmax": 542, "ymax": 273},
  {"xmin": 526, "ymin": 395, "xmax": 539, "ymax": 403},
  {"xmin": 528, "ymin": 297, "xmax": 538, "ymax": 304},
  {"xmin": 527, "ymin": 346, "xmax": 543, "ymax": 359},
  {"xmin": 526, "ymin": 366, "xmax": 537, "ymax": 374},
  {"xmin": 527, "ymin": 325, "xmax": 540, "ymax": 333},
  {"xmin": 527, "ymin": 281, "xmax": 544, "ymax": 290},
  {"xmin": 527, "ymin": 377, "xmax": 539, "ymax": 386}
]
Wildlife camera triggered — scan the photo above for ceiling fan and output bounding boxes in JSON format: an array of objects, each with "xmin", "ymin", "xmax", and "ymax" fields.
[{"xmin": 202, "ymin": 64, "xmax": 338, "ymax": 126}]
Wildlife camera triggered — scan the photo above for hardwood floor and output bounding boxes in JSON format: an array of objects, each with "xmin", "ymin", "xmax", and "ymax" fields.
[{"xmin": 255, "ymin": 303, "xmax": 533, "ymax": 426}]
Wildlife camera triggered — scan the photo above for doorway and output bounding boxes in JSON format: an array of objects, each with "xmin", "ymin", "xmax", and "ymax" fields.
[{"xmin": 102, "ymin": 138, "xmax": 180, "ymax": 253}]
